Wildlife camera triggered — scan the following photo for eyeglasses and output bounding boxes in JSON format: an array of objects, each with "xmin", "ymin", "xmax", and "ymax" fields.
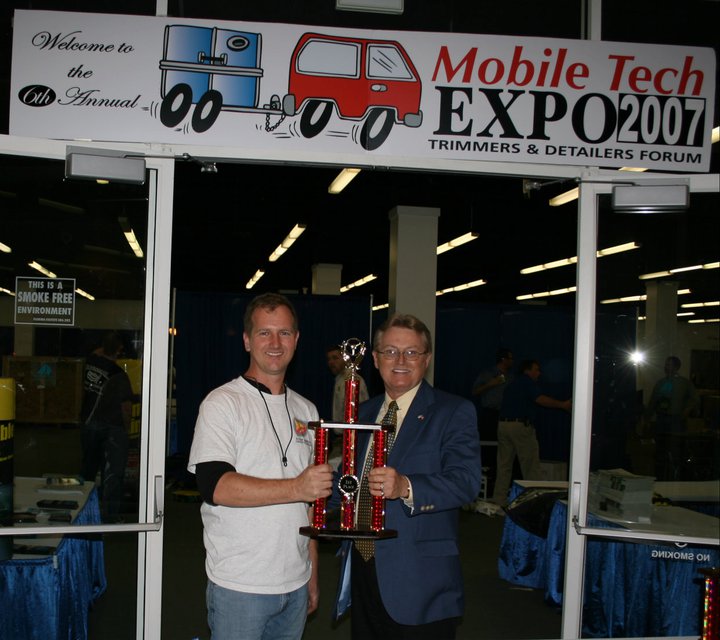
[{"xmin": 376, "ymin": 348, "xmax": 428, "ymax": 361}]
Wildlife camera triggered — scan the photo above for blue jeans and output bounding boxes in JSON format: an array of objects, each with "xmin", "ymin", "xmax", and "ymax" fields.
[{"xmin": 206, "ymin": 580, "xmax": 308, "ymax": 640}]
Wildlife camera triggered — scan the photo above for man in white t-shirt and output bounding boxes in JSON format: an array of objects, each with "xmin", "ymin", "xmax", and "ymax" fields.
[{"xmin": 188, "ymin": 293, "xmax": 333, "ymax": 640}]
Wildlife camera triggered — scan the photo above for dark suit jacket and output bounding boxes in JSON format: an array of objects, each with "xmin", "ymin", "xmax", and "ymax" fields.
[{"xmin": 337, "ymin": 380, "xmax": 481, "ymax": 626}]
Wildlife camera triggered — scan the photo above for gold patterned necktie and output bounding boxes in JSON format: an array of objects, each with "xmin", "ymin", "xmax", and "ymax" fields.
[{"xmin": 355, "ymin": 401, "xmax": 398, "ymax": 561}]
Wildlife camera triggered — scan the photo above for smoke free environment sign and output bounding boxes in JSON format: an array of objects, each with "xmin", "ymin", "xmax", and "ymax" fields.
[{"xmin": 15, "ymin": 277, "xmax": 76, "ymax": 326}]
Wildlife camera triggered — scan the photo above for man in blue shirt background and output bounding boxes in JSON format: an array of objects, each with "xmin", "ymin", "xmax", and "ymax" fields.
[{"xmin": 492, "ymin": 359, "xmax": 571, "ymax": 507}]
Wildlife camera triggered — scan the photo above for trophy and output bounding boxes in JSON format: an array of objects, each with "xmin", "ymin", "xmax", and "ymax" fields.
[
  {"xmin": 699, "ymin": 568, "xmax": 719, "ymax": 640},
  {"xmin": 300, "ymin": 338, "xmax": 397, "ymax": 540}
]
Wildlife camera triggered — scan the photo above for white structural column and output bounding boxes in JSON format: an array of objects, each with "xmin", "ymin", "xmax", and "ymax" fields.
[
  {"xmin": 387, "ymin": 206, "xmax": 439, "ymax": 380},
  {"xmin": 312, "ymin": 263, "xmax": 343, "ymax": 295}
]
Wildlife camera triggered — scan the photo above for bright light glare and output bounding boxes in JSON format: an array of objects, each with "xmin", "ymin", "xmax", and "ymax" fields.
[{"xmin": 629, "ymin": 351, "xmax": 645, "ymax": 365}]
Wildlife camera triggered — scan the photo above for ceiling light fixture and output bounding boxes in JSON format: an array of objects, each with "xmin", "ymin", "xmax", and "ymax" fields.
[
  {"xmin": 549, "ymin": 187, "xmax": 579, "ymax": 206},
  {"xmin": 119, "ymin": 217, "xmax": 144, "ymax": 258},
  {"xmin": 689, "ymin": 318, "xmax": 719, "ymax": 324},
  {"xmin": 618, "ymin": 167, "xmax": 648, "ymax": 172},
  {"xmin": 28, "ymin": 261, "xmax": 56, "ymax": 278},
  {"xmin": 436, "ymin": 278, "xmax": 486, "ymax": 296},
  {"xmin": 341, "ymin": 273, "xmax": 377, "ymax": 292},
  {"xmin": 712, "ymin": 126, "xmax": 720, "ymax": 144},
  {"xmin": 328, "ymin": 168, "xmax": 361, "ymax": 194},
  {"xmin": 436, "ymin": 232, "xmax": 479, "ymax": 255},
  {"xmin": 601, "ymin": 288, "xmax": 691, "ymax": 304},
  {"xmin": 638, "ymin": 312, "xmax": 696, "ymax": 321},
  {"xmin": 75, "ymin": 288, "xmax": 95, "ymax": 301},
  {"xmin": 0, "ymin": 287, "xmax": 14, "ymax": 296},
  {"xmin": 0, "ymin": 241, "xmax": 11, "ymax": 253},
  {"xmin": 246, "ymin": 269, "xmax": 265, "ymax": 289},
  {"xmin": 124, "ymin": 230, "xmax": 144, "ymax": 258},
  {"xmin": 596, "ymin": 242, "xmax": 640, "ymax": 257},
  {"xmin": 516, "ymin": 286, "xmax": 577, "ymax": 300},
  {"xmin": 521, "ymin": 242, "xmax": 640, "ymax": 274},
  {"xmin": 268, "ymin": 224, "xmax": 307, "ymax": 262},
  {"xmin": 681, "ymin": 301, "xmax": 719, "ymax": 308},
  {"xmin": 638, "ymin": 261, "xmax": 719, "ymax": 280},
  {"xmin": 372, "ymin": 302, "xmax": 389, "ymax": 311}
]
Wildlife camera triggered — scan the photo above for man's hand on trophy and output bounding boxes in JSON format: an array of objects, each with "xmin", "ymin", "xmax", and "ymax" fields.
[
  {"xmin": 368, "ymin": 467, "xmax": 410, "ymax": 500},
  {"xmin": 295, "ymin": 463, "xmax": 334, "ymax": 502}
]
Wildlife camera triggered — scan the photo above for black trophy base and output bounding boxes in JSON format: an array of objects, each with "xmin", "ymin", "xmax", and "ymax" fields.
[{"xmin": 299, "ymin": 526, "xmax": 398, "ymax": 540}]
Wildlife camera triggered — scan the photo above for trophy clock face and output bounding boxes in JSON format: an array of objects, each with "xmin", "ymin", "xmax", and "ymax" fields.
[{"xmin": 338, "ymin": 474, "xmax": 359, "ymax": 497}]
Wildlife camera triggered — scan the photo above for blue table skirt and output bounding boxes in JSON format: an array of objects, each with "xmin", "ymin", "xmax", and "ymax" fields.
[
  {"xmin": 499, "ymin": 485, "xmax": 719, "ymax": 637},
  {"xmin": 0, "ymin": 489, "xmax": 107, "ymax": 640}
]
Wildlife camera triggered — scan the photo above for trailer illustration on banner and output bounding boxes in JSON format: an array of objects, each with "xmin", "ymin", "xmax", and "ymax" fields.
[{"xmin": 158, "ymin": 26, "xmax": 423, "ymax": 150}]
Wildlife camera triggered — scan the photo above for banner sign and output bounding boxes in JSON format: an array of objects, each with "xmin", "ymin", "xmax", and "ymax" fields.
[
  {"xmin": 10, "ymin": 10, "xmax": 716, "ymax": 172},
  {"xmin": 14, "ymin": 276, "xmax": 76, "ymax": 326}
]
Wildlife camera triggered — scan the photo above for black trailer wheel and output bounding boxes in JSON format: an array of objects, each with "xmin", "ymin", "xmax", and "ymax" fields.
[
  {"xmin": 160, "ymin": 83, "xmax": 193, "ymax": 128},
  {"xmin": 299, "ymin": 100, "xmax": 333, "ymax": 138},
  {"xmin": 192, "ymin": 90, "xmax": 223, "ymax": 133},
  {"xmin": 360, "ymin": 108, "xmax": 394, "ymax": 151}
]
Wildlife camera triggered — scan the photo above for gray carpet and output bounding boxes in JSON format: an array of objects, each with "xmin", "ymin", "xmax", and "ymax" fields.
[
  {"xmin": 90, "ymin": 499, "xmax": 561, "ymax": 639},
  {"xmin": 13, "ymin": 423, "xmax": 561, "ymax": 639}
]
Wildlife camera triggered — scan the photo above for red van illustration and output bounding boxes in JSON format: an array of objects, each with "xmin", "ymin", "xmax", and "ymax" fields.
[
  {"xmin": 282, "ymin": 33, "xmax": 423, "ymax": 150},
  {"xmin": 158, "ymin": 27, "xmax": 422, "ymax": 149}
]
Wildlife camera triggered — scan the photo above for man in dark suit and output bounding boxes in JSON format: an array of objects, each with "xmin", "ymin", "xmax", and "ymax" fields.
[{"xmin": 339, "ymin": 313, "xmax": 481, "ymax": 639}]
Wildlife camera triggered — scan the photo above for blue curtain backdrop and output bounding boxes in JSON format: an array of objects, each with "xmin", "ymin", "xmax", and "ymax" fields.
[
  {"xmin": 173, "ymin": 291, "xmax": 373, "ymax": 455},
  {"xmin": 173, "ymin": 292, "xmax": 635, "ymax": 466},
  {"xmin": 435, "ymin": 302, "xmax": 575, "ymax": 462}
]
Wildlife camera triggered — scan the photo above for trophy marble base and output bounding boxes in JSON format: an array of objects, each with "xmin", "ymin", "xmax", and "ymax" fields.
[{"xmin": 299, "ymin": 526, "xmax": 398, "ymax": 540}]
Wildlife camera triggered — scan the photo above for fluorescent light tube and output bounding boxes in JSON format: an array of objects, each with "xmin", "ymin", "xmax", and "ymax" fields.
[
  {"xmin": 437, "ymin": 232, "xmax": 479, "ymax": 255},
  {"xmin": 516, "ymin": 286, "xmax": 576, "ymax": 300},
  {"xmin": 521, "ymin": 243, "xmax": 639, "ymax": 274},
  {"xmin": 341, "ymin": 274, "xmax": 377, "ymax": 292},
  {"xmin": 681, "ymin": 301, "xmax": 719, "ymax": 308},
  {"xmin": 246, "ymin": 270, "xmax": 265, "ymax": 289},
  {"xmin": 28, "ymin": 261, "xmax": 56, "ymax": 278},
  {"xmin": 75, "ymin": 288, "xmax": 95, "ymax": 301},
  {"xmin": 436, "ymin": 278, "xmax": 486, "ymax": 296},
  {"xmin": 328, "ymin": 168, "xmax": 361, "ymax": 194},
  {"xmin": 269, "ymin": 224, "xmax": 306, "ymax": 262},
  {"xmin": 639, "ymin": 261, "xmax": 718, "ymax": 280},
  {"xmin": 549, "ymin": 187, "xmax": 579, "ymax": 206}
]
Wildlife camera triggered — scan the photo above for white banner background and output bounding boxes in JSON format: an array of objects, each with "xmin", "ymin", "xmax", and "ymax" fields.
[{"xmin": 10, "ymin": 10, "xmax": 716, "ymax": 172}]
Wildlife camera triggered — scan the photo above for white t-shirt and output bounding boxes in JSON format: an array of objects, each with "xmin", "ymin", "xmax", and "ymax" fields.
[{"xmin": 188, "ymin": 376, "xmax": 318, "ymax": 594}]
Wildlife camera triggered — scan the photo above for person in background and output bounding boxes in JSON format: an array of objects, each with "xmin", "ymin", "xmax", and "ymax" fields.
[
  {"xmin": 326, "ymin": 343, "xmax": 370, "ymax": 466},
  {"xmin": 188, "ymin": 293, "xmax": 333, "ymax": 640},
  {"xmin": 645, "ymin": 356, "xmax": 699, "ymax": 479},
  {"xmin": 492, "ymin": 359, "xmax": 571, "ymax": 507},
  {"xmin": 327, "ymin": 343, "xmax": 370, "ymax": 423},
  {"xmin": 472, "ymin": 347, "xmax": 514, "ymax": 442},
  {"xmin": 79, "ymin": 331, "xmax": 133, "ymax": 523},
  {"xmin": 645, "ymin": 356, "xmax": 699, "ymax": 434},
  {"xmin": 338, "ymin": 313, "xmax": 481, "ymax": 639}
]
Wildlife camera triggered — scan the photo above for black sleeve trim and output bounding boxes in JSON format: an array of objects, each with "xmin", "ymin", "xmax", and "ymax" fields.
[{"xmin": 195, "ymin": 461, "xmax": 236, "ymax": 505}]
